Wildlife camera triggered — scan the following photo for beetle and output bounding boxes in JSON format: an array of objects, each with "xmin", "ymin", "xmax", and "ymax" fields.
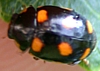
[{"xmin": 8, "ymin": 5, "xmax": 96, "ymax": 64}]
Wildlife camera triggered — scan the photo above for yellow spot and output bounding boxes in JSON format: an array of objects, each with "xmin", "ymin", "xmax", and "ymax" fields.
[
  {"xmin": 82, "ymin": 59, "xmax": 90, "ymax": 66},
  {"xmin": 14, "ymin": 41, "xmax": 24, "ymax": 52},
  {"xmin": 31, "ymin": 38, "xmax": 44, "ymax": 52},
  {"xmin": 20, "ymin": 7, "xmax": 27, "ymax": 13},
  {"xmin": 14, "ymin": 41, "xmax": 20, "ymax": 48},
  {"xmin": 58, "ymin": 42, "xmax": 73, "ymax": 56},
  {"xmin": 38, "ymin": 6, "xmax": 42, "ymax": 8},
  {"xmin": 65, "ymin": 8, "xmax": 72, "ymax": 11},
  {"xmin": 37, "ymin": 10, "xmax": 48, "ymax": 23},
  {"xmin": 86, "ymin": 20, "xmax": 93, "ymax": 34},
  {"xmin": 29, "ymin": 52, "xmax": 35, "ymax": 56},
  {"xmin": 80, "ymin": 48, "xmax": 91, "ymax": 60}
]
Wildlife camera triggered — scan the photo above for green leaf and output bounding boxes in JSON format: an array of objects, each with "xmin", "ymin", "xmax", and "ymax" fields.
[{"xmin": 0, "ymin": 0, "xmax": 100, "ymax": 71}]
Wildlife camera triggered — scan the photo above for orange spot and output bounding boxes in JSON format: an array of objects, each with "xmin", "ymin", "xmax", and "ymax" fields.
[
  {"xmin": 31, "ymin": 38, "xmax": 44, "ymax": 52},
  {"xmin": 37, "ymin": 10, "xmax": 48, "ymax": 23},
  {"xmin": 86, "ymin": 20, "xmax": 93, "ymax": 34},
  {"xmin": 80, "ymin": 48, "xmax": 91, "ymax": 60},
  {"xmin": 58, "ymin": 42, "xmax": 73, "ymax": 56}
]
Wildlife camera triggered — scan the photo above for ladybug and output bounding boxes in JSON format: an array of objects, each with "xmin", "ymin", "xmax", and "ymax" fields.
[{"xmin": 8, "ymin": 5, "xmax": 96, "ymax": 64}]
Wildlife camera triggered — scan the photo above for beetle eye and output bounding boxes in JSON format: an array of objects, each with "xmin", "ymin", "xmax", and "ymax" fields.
[{"xmin": 73, "ymin": 15, "xmax": 80, "ymax": 20}]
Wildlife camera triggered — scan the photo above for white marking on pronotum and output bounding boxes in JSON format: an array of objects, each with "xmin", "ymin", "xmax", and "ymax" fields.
[{"xmin": 62, "ymin": 15, "xmax": 83, "ymax": 29}]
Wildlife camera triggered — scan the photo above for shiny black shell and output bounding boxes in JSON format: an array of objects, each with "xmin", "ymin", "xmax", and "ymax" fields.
[{"xmin": 8, "ymin": 6, "xmax": 96, "ymax": 64}]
